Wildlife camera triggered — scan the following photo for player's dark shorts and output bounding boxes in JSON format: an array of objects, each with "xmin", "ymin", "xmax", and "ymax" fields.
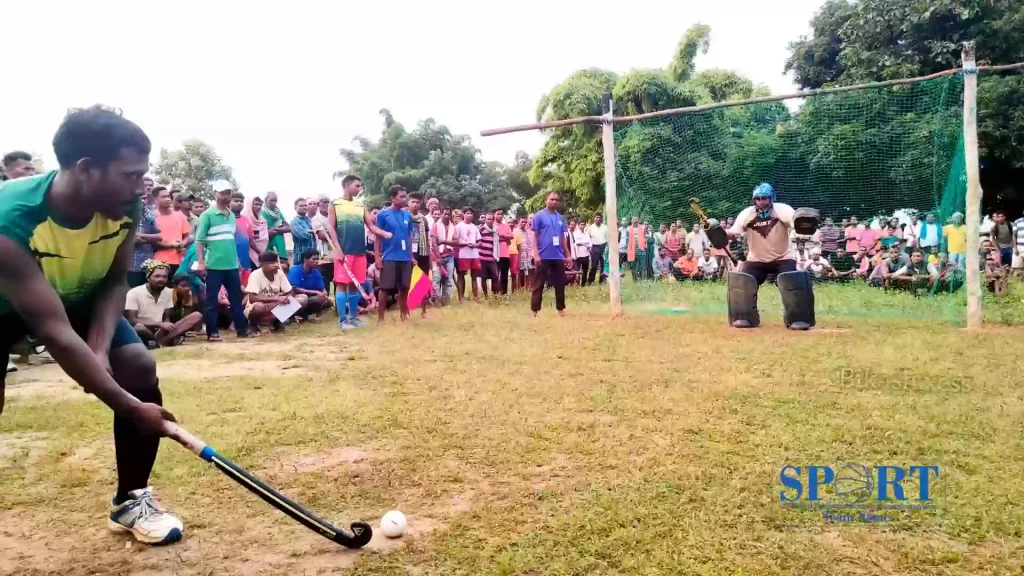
[
  {"xmin": 479, "ymin": 259, "xmax": 499, "ymax": 281},
  {"xmin": 414, "ymin": 254, "xmax": 431, "ymax": 273},
  {"xmin": 379, "ymin": 260, "xmax": 413, "ymax": 292},
  {"xmin": 0, "ymin": 311, "xmax": 142, "ymax": 385},
  {"xmin": 739, "ymin": 259, "xmax": 797, "ymax": 286}
]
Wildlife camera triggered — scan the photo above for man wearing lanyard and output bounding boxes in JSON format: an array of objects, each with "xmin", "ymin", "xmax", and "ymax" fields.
[
  {"xmin": 585, "ymin": 214, "xmax": 608, "ymax": 285},
  {"xmin": 530, "ymin": 192, "xmax": 572, "ymax": 317}
]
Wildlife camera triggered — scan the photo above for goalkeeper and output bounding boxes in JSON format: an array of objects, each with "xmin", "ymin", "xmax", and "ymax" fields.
[{"xmin": 706, "ymin": 183, "xmax": 819, "ymax": 330}]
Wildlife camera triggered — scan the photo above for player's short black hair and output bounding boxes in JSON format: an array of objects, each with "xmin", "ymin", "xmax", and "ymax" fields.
[
  {"xmin": 300, "ymin": 249, "xmax": 318, "ymax": 262},
  {"xmin": 230, "ymin": 191, "xmax": 245, "ymax": 201},
  {"xmin": 389, "ymin": 185, "xmax": 406, "ymax": 199},
  {"xmin": 341, "ymin": 174, "xmax": 362, "ymax": 188},
  {"xmin": 294, "ymin": 197, "xmax": 306, "ymax": 207},
  {"xmin": 408, "ymin": 191, "xmax": 423, "ymax": 201},
  {"xmin": 911, "ymin": 248, "xmax": 924, "ymax": 256},
  {"xmin": 52, "ymin": 105, "xmax": 151, "ymax": 169},
  {"xmin": 152, "ymin": 185, "xmax": 168, "ymax": 195},
  {"xmin": 2, "ymin": 150, "xmax": 32, "ymax": 168},
  {"xmin": 258, "ymin": 251, "xmax": 280, "ymax": 264}
]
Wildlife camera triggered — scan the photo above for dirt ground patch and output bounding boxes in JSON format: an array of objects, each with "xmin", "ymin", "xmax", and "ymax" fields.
[
  {"xmin": 3, "ymin": 366, "xmax": 85, "ymax": 401},
  {"xmin": 0, "ymin": 432, "xmax": 48, "ymax": 468},
  {"xmin": 158, "ymin": 359, "xmax": 308, "ymax": 380}
]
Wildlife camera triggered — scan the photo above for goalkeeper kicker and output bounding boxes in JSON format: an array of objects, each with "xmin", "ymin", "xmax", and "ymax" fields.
[{"xmin": 706, "ymin": 183, "xmax": 820, "ymax": 331}]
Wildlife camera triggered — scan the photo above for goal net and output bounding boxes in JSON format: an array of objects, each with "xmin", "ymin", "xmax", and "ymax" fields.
[{"xmin": 612, "ymin": 74, "xmax": 970, "ymax": 323}]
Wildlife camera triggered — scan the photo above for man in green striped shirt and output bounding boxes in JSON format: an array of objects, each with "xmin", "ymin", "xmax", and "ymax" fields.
[{"xmin": 195, "ymin": 181, "xmax": 250, "ymax": 341}]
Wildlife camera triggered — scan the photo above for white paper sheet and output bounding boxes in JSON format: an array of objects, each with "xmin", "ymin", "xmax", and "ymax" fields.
[{"xmin": 272, "ymin": 296, "xmax": 302, "ymax": 323}]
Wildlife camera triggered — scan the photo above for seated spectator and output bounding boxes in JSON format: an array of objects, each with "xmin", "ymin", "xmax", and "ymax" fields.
[
  {"xmin": 873, "ymin": 245, "xmax": 909, "ymax": 271},
  {"xmin": 673, "ymin": 249, "xmax": 698, "ymax": 281},
  {"xmin": 868, "ymin": 250, "xmax": 901, "ymax": 288},
  {"xmin": 800, "ymin": 250, "xmax": 833, "ymax": 280},
  {"xmin": 287, "ymin": 249, "xmax": 332, "ymax": 320},
  {"xmin": 851, "ymin": 246, "xmax": 872, "ymax": 279},
  {"xmin": 652, "ymin": 247, "xmax": 674, "ymax": 281},
  {"xmin": 829, "ymin": 247, "xmax": 857, "ymax": 281},
  {"xmin": 170, "ymin": 273, "xmax": 204, "ymax": 335},
  {"xmin": 984, "ymin": 249, "xmax": 1007, "ymax": 294},
  {"xmin": 125, "ymin": 260, "xmax": 203, "ymax": 348},
  {"xmin": 695, "ymin": 248, "xmax": 720, "ymax": 280},
  {"xmin": 891, "ymin": 248, "xmax": 939, "ymax": 294},
  {"xmin": 245, "ymin": 251, "xmax": 308, "ymax": 333}
]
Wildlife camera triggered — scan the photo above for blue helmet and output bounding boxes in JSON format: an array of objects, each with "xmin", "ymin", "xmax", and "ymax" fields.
[{"xmin": 752, "ymin": 183, "xmax": 775, "ymax": 203}]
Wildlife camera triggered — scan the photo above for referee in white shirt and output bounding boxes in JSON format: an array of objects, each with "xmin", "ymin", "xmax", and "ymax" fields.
[{"xmin": 585, "ymin": 214, "xmax": 609, "ymax": 285}]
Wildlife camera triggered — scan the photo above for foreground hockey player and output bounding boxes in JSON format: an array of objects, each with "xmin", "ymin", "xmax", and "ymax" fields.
[{"xmin": 707, "ymin": 183, "xmax": 820, "ymax": 330}]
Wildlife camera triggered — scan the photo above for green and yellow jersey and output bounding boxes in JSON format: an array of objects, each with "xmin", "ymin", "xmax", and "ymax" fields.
[
  {"xmin": 333, "ymin": 196, "xmax": 367, "ymax": 256},
  {"xmin": 0, "ymin": 171, "xmax": 136, "ymax": 316}
]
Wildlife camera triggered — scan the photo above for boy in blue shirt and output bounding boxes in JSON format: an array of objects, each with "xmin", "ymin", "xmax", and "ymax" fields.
[
  {"xmin": 287, "ymin": 249, "xmax": 331, "ymax": 320},
  {"xmin": 374, "ymin": 185, "xmax": 413, "ymax": 324}
]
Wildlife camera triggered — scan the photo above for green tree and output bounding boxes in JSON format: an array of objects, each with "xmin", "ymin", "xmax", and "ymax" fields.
[
  {"xmin": 338, "ymin": 112, "xmax": 522, "ymax": 214},
  {"xmin": 151, "ymin": 139, "xmax": 236, "ymax": 202},
  {"xmin": 785, "ymin": 0, "xmax": 1024, "ymax": 211}
]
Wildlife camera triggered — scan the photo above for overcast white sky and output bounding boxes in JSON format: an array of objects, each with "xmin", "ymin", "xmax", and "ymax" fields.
[{"xmin": 1, "ymin": 0, "xmax": 824, "ymax": 217}]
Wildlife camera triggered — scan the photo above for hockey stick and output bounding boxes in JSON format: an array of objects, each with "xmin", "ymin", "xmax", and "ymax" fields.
[
  {"xmin": 689, "ymin": 197, "xmax": 738, "ymax": 266},
  {"xmin": 165, "ymin": 423, "xmax": 373, "ymax": 549}
]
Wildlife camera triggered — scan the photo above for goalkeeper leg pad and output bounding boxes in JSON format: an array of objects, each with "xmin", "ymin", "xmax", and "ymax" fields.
[
  {"xmin": 727, "ymin": 271, "xmax": 760, "ymax": 328},
  {"xmin": 777, "ymin": 270, "xmax": 815, "ymax": 330}
]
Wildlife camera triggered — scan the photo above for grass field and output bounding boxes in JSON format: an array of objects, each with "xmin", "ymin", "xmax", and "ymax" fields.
[{"xmin": 2, "ymin": 282, "xmax": 1024, "ymax": 575}]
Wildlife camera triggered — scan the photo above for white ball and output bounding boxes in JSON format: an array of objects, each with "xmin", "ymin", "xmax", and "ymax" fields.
[{"xmin": 380, "ymin": 510, "xmax": 407, "ymax": 538}]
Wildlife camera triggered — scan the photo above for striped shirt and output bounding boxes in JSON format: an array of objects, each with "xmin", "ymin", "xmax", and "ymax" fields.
[
  {"xmin": 196, "ymin": 207, "xmax": 239, "ymax": 271},
  {"xmin": 1012, "ymin": 218, "xmax": 1024, "ymax": 250},
  {"xmin": 478, "ymin": 224, "xmax": 499, "ymax": 261}
]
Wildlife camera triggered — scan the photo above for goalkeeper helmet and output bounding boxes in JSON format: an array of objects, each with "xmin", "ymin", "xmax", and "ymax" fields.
[{"xmin": 752, "ymin": 183, "xmax": 775, "ymax": 217}]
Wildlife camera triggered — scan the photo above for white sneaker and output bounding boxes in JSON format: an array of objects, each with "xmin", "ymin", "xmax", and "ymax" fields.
[
  {"xmin": 108, "ymin": 488, "xmax": 184, "ymax": 545},
  {"xmin": 6, "ymin": 359, "xmax": 17, "ymax": 373},
  {"xmin": 28, "ymin": 348, "xmax": 55, "ymax": 365}
]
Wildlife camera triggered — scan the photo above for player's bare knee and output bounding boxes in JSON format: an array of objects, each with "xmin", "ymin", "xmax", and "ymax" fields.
[{"xmin": 111, "ymin": 345, "xmax": 158, "ymax": 391}]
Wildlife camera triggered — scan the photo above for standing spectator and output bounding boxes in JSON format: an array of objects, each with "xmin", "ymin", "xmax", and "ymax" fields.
[
  {"xmin": 195, "ymin": 181, "xmax": 251, "ymax": 341},
  {"xmin": 494, "ymin": 209, "xmax": 514, "ymax": 294},
  {"xmin": 919, "ymin": 213, "xmax": 941, "ymax": 251},
  {"xmin": 124, "ymin": 260, "xmax": 202, "ymax": 348},
  {"xmin": 327, "ymin": 175, "xmax": 390, "ymax": 329},
  {"xmin": 2, "ymin": 151, "xmax": 36, "ymax": 180},
  {"xmin": 425, "ymin": 198, "xmax": 439, "ymax": 229},
  {"xmin": 943, "ymin": 212, "xmax": 967, "ymax": 267},
  {"xmin": 455, "ymin": 209, "xmax": 482, "ymax": 301},
  {"xmin": 287, "ymin": 249, "xmax": 331, "ymax": 319},
  {"xmin": 262, "ymin": 191, "xmax": 291, "ymax": 267},
  {"xmin": 245, "ymin": 252, "xmax": 307, "ymax": 333},
  {"xmin": 374, "ymin": 185, "xmax": 414, "ymax": 324},
  {"xmin": 431, "ymin": 208, "xmax": 457, "ymax": 305},
  {"xmin": 244, "ymin": 196, "xmax": 269, "ymax": 269},
  {"xmin": 818, "ymin": 217, "xmax": 840, "ymax": 261},
  {"xmin": 571, "ymin": 218, "xmax": 592, "ymax": 283},
  {"xmin": 664, "ymin": 222, "xmax": 683, "ymax": 260},
  {"xmin": 844, "ymin": 216, "xmax": 863, "ymax": 254},
  {"xmin": 531, "ymin": 192, "xmax": 571, "ymax": 317},
  {"xmin": 626, "ymin": 217, "xmax": 648, "ymax": 281},
  {"xmin": 290, "ymin": 198, "xmax": 315, "ymax": 261},
  {"xmin": 408, "ymin": 192, "xmax": 432, "ymax": 317},
  {"xmin": 904, "ymin": 213, "xmax": 922, "ymax": 251},
  {"xmin": 514, "ymin": 216, "xmax": 534, "ymax": 292},
  {"xmin": 1013, "ymin": 212, "xmax": 1024, "ymax": 278},
  {"xmin": 686, "ymin": 222, "xmax": 709, "ymax": 258},
  {"xmin": 153, "ymin": 187, "xmax": 192, "ymax": 278},
  {"xmin": 652, "ymin": 247, "xmax": 673, "ymax": 281},
  {"xmin": 654, "ymin": 223, "xmax": 668, "ymax": 257},
  {"xmin": 189, "ymin": 198, "xmax": 207, "ymax": 234},
  {"xmin": 365, "ymin": 206, "xmax": 381, "ymax": 269},
  {"xmin": 617, "ymin": 217, "xmax": 629, "ymax": 275},
  {"xmin": 585, "ymin": 214, "xmax": 609, "ymax": 286},
  {"xmin": 858, "ymin": 222, "xmax": 880, "ymax": 256},
  {"xmin": 174, "ymin": 191, "xmax": 197, "ymax": 231},
  {"xmin": 991, "ymin": 210, "xmax": 1014, "ymax": 266},
  {"xmin": 507, "ymin": 212, "xmax": 521, "ymax": 293},
  {"xmin": 312, "ymin": 196, "xmax": 334, "ymax": 286},
  {"xmin": 880, "ymin": 217, "xmax": 902, "ymax": 250},
  {"xmin": 229, "ymin": 191, "xmax": 256, "ymax": 287},
  {"xmin": 130, "ymin": 185, "xmax": 165, "ymax": 288},
  {"xmin": 696, "ymin": 248, "xmax": 720, "ymax": 280},
  {"xmin": 478, "ymin": 212, "xmax": 500, "ymax": 298}
]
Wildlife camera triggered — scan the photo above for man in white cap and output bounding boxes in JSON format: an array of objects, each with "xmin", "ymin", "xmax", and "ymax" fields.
[{"xmin": 194, "ymin": 180, "xmax": 251, "ymax": 341}]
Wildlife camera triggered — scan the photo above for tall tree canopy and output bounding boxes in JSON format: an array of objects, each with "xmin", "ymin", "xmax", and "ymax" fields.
[
  {"xmin": 337, "ymin": 110, "xmax": 530, "ymax": 214},
  {"xmin": 151, "ymin": 139, "xmax": 237, "ymax": 202},
  {"xmin": 529, "ymin": 24, "xmax": 773, "ymax": 215},
  {"xmin": 786, "ymin": 0, "xmax": 1024, "ymax": 212}
]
